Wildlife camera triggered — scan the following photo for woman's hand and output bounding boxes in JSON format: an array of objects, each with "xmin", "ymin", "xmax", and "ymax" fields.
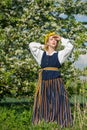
[
  {"xmin": 53, "ymin": 35, "xmax": 61, "ymax": 41},
  {"xmin": 55, "ymin": 36, "xmax": 61, "ymax": 41}
]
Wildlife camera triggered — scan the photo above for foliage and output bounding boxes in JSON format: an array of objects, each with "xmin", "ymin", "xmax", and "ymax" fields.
[
  {"xmin": 0, "ymin": 103, "xmax": 87, "ymax": 130},
  {"xmin": 0, "ymin": 0, "xmax": 87, "ymax": 103}
]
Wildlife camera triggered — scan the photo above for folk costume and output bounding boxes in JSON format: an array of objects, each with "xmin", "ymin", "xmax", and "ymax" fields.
[{"xmin": 29, "ymin": 33, "xmax": 73, "ymax": 128}]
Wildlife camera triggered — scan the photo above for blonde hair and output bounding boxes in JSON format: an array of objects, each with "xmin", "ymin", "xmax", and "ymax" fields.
[{"xmin": 44, "ymin": 32, "xmax": 59, "ymax": 51}]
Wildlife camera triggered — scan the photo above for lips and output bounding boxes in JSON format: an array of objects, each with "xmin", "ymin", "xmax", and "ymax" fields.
[{"xmin": 52, "ymin": 42, "xmax": 56, "ymax": 45}]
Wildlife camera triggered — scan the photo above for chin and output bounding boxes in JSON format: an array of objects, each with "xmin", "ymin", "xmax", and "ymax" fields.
[{"xmin": 52, "ymin": 45, "xmax": 56, "ymax": 48}]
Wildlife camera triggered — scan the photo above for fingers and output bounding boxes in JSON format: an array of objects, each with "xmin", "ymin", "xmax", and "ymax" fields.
[{"xmin": 55, "ymin": 36, "xmax": 61, "ymax": 41}]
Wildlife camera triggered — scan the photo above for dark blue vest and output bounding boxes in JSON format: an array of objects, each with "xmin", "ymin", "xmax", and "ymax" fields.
[{"xmin": 41, "ymin": 52, "xmax": 61, "ymax": 80}]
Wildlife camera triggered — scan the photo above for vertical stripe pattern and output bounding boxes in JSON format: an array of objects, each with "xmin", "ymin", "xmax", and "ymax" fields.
[{"xmin": 32, "ymin": 78, "xmax": 73, "ymax": 128}]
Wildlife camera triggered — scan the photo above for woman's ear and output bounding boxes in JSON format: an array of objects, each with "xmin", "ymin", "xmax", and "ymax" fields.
[{"xmin": 46, "ymin": 42, "xmax": 49, "ymax": 46}]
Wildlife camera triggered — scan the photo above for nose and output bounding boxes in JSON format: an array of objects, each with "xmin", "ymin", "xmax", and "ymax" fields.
[{"xmin": 53, "ymin": 38, "xmax": 56, "ymax": 42}]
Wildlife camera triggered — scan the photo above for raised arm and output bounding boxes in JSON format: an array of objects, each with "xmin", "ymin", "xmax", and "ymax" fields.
[
  {"xmin": 29, "ymin": 42, "xmax": 44, "ymax": 65},
  {"xmin": 58, "ymin": 37, "xmax": 74, "ymax": 64}
]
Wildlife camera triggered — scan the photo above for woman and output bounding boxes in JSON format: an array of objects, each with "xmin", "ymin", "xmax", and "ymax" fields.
[{"xmin": 29, "ymin": 32, "xmax": 73, "ymax": 128}]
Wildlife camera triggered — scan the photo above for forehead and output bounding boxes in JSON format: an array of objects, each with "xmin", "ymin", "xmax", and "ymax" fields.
[{"xmin": 49, "ymin": 35, "xmax": 57, "ymax": 39}]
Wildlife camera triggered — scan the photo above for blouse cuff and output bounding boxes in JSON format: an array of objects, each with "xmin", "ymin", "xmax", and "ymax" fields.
[{"xmin": 61, "ymin": 37, "xmax": 70, "ymax": 46}]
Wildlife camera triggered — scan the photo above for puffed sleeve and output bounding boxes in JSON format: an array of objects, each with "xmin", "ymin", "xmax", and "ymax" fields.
[
  {"xmin": 58, "ymin": 37, "xmax": 74, "ymax": 64},
  {"xmin": 29, "ymin": 42, "xmax": 44, "ymax": 65}
]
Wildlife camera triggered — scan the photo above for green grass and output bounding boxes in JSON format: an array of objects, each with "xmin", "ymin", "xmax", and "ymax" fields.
[{"xmin": 0, "ymin": 99, "xmax": 87, "ymax": 130}]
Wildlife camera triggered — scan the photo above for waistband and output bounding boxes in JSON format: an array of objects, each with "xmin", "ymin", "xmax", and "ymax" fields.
[{"xmin": 39, "ymin": 67, "xmax": 59, "ymax": 72}]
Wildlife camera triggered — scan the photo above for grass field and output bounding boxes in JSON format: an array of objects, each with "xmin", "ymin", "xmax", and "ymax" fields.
[{"xmin": 0, "ymin": 97, "xmax": 87, "ymax": 130}]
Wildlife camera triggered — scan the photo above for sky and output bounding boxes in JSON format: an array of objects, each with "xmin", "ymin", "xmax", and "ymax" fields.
[{"xmin": 74, "ymin": 54, "xmax": 87, "ymax": 70}]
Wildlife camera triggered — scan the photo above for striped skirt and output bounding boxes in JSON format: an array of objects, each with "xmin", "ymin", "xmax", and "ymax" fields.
[{"xmin": 32, "ymin": 78, "xmax": 73, "ymax": 128}]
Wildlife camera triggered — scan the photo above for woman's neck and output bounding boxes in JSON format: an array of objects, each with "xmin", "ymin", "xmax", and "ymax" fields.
[{"xmin": 47, "ymin": 46, "xmax": 55, "ymax": 55}]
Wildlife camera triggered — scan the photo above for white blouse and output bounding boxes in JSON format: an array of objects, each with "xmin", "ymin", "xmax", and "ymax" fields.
[{"xmin": 29, "ymin": 37, "xmax": 74, "ymax": 66}]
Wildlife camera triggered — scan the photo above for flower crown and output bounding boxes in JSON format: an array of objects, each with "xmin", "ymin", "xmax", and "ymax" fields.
[{"xmin": 44, "ymin": 32, "xmax": 58, "ymax": 44}]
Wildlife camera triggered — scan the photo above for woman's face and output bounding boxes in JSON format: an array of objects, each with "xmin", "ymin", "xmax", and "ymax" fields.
[{"xmin": 47, "ymin": 36, "xmax": 58, "ymax": 49}]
